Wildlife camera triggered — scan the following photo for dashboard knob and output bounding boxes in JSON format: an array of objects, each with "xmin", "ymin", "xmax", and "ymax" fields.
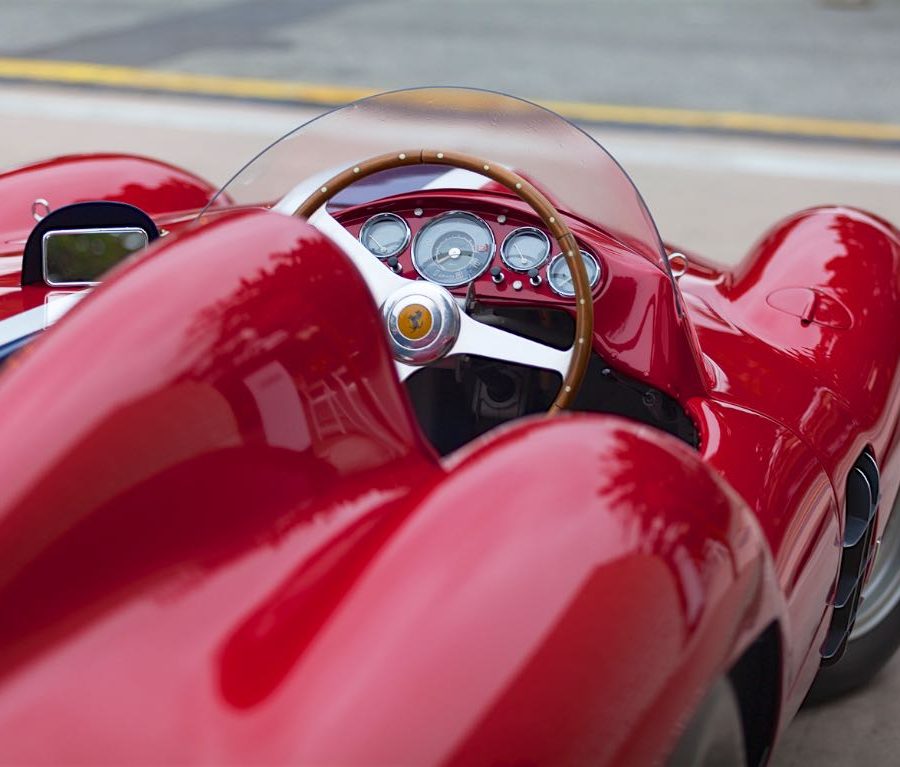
[
  {"xmin": 490, "ymin": 266, "xmax": 504, "ymax": 284},
  {"xmin": 387, "ymin": 256, "xmax": 402, "ymax": 274},
  {"xmin": 528, "ymin": 268, "xmax": 542, "ymax": 287}
]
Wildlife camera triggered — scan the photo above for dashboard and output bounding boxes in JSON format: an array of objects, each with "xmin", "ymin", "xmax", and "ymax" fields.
[
  {"xmin": 334, "ymin": 191, "xmax": 606, "ymax": 302},
  {"xmin": 330, "ymin": 190, "xmax": 701, "ymax": 456}
]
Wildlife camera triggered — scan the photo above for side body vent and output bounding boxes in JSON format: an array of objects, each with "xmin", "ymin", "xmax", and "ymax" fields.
[{"xmin": 821, "ymin": 451, "xmax": 880, "ymax": 665}]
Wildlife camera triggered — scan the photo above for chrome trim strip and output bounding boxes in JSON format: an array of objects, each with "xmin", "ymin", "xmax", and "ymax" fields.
[{"xmin": 0, "ymin": 291, "xmax": 87, "ymax": 348}]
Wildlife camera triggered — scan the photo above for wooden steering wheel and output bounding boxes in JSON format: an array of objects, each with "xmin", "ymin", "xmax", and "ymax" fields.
[{"xmin": 291, "ymin": 149, "xmax": 594, "ymax": 413}]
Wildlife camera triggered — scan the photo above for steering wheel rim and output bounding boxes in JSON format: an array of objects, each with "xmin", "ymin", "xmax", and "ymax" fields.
[{"xmin": 291, "ymin": 149, "xmax": 594, "ymax": 413}]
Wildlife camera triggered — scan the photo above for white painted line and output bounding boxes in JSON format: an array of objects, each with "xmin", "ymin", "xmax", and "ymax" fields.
[
  {"xmin": 422, "ymin": 168, "xmax": 489, "ymax": 191},
  {"xmin": 610, "ymin": 140, "xmax": 900, "ymax": 186},
  {"xmin": 0, "ymin": 87, "xmax": 305, "ymax": 137},
  {"xmin": 2, "ymin": 86, "xmax": 899, "ymax": 188}
]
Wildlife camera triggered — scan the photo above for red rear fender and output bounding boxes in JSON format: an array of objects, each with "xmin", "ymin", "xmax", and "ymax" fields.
[
  {"xmin": 0, "ymin": 398, "xmax": 778, "ymax": 764},
  {"xmin": 193, "ymin": 415, "xmax": 774, "ymax": 767},
  {"xmin": 685, "ymin": 206, "xmax": 900, "ymax": 485}
]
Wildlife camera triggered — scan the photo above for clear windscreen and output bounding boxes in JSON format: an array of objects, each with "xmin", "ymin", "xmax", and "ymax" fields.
[{"xmin": 205, "ymin": 87, "xmax": 673, "ymax": 280}]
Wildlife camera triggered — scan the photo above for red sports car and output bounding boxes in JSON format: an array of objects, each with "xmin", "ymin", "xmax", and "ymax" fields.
[{"xmin": 0, "ymin": 88, "xmax": 897, "ymax": 766}]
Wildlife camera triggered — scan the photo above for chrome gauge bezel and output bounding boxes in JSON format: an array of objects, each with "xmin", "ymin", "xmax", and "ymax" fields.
[
  {"xmin": 359, "ymin": 212, "xmax": 411, "ymax": 259},
  {"xmin": 411, "ymin": 210, "xmax": 496, "ymax": 287},
  {"xmin": 546, "ymin": 249, "xmax": 601, "ymax": 297},
  {"xmin": 500, "ymin": 226, "xmax": 551, "ymax": 272}
]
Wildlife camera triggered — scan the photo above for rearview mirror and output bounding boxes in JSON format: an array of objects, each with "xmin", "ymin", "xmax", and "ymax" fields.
[{"xmin": 42, "ymin": 227, "xmax": 149, "ymax": 287}]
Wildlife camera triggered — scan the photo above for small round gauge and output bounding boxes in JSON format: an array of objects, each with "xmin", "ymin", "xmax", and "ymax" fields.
[
  {"xmin": 359, "ymin": 213, "xmax": 410, "ymax": 259},
  {"xmin": 501, "ymin": 227, "xmax": 551, "ymax": 272},
  {"xmin": 546, "ymin": 250, "xmax": 601, "ymax": 297},
  {"xmin": 412, "ymin": 211, "xmax": 495, "ymax": 287}
]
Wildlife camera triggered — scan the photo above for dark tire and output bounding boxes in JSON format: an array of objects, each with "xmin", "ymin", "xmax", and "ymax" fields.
[
  {"xmin": 807, "ymin": 490, "xmax": 900, "ymax": 705},
  {"xmin": 668, "ymin": 677, "xmax": 747, "ymax": 767}
]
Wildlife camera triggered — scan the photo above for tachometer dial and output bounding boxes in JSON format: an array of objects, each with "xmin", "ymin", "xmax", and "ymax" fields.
[
  {"xmin": 412, "ymin": 211, "xmax": 495, "ymax": 287},
  {"xmin": 359, "ymin": 213, "xmax": 410, "ymax": 259},
  {"xmin": 501, "ymin": 227, "xmax": 550, "ymax": 272},
  {"xmin": 546, "ymin": 250, "xmax": 601, "ymax": 297}
]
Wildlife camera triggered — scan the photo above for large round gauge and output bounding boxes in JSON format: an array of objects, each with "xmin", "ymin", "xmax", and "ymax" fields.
[
  {"xmin": 359, "ymin": 213, "xmax": 410, "ymax": 259},
  {"xmin": 546, "ymin": 250, "xmax": 601, "ymax": 297},
  {"xmin": 501, "ymin": 227, "xmax": 551, "ymax": 272},
  {"xmin": 412, "ymin": 211, "xmax": 495, "ymax": 287}
]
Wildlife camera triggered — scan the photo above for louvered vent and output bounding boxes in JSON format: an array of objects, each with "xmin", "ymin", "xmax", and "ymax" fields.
[{"xmin": 821, "ymin": 451, "xmax": 880, "ymax": 665}]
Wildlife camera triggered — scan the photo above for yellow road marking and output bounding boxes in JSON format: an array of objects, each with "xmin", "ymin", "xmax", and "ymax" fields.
[
  {"xmin": 1, "ymin": 57, "xmax": 899, "ymax": 143},
  {"xmin": 540, "ymin": 99, "xmax": 900, "ymax": 143}
]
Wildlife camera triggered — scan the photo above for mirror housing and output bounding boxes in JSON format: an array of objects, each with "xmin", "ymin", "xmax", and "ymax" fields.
[{"xmin": 21, "ymin": 201, "xmax": 159, "ymax": 286}]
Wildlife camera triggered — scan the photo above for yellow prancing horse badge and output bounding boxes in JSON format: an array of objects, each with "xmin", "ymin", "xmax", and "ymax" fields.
[{"xmin": 397, "ymin": 303, "xmax": 433, "ymax": 340}]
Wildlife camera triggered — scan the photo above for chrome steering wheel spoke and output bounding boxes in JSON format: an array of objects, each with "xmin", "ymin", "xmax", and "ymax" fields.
[
  {"xmin": 448, "ymin": 311, "xmax": 572, "ymax": 379},
  {"xmin": 282, "ymin": 173, "xmax": 578, "ymax": 395},
  {"xmin": 308, "ymin": 207, "xmax": 408, "ymax": 305},
  {"xmin": 310, "ymin": 207, "xmax": 572, "ymax": 385},
  {"xmin": 395, "ymin": 361, "xmax": 419, "ymax": 382}
]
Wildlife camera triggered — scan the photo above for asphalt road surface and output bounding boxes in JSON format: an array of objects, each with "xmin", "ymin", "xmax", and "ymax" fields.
[
  {"xmin": 0, "ymin": 82, "xmax": 899, "ymax": 765},
  {"xmin": 1, "ymin": 0, "xmax": 900, "ymax": 124}
]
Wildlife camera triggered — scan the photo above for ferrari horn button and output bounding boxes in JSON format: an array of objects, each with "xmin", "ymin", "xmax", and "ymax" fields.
[
  {"xmin": 397, "ymin": 303, "xmax": 433, "ymax": 340},
  {"xmin": 383, "ymin": 282, "xmax": 460, "ymax": 365}
]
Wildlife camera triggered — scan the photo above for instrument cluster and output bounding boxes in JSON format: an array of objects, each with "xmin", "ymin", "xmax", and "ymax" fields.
[{"xmin": 347, "ymin": 204, "xmax": 602, "ymax": 299}]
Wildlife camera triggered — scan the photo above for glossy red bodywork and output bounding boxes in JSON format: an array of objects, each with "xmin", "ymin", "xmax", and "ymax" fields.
[
  {"xmin": 0, "ymin": 153, "xmax": 226, "ymax": 255},
  {"xmin": 0, "ymin": 152, "xmax": 896, "ymax": 764},
  {"xmin": 0, "ymin": 154, "xmax": 231, "ymax": 318}
]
